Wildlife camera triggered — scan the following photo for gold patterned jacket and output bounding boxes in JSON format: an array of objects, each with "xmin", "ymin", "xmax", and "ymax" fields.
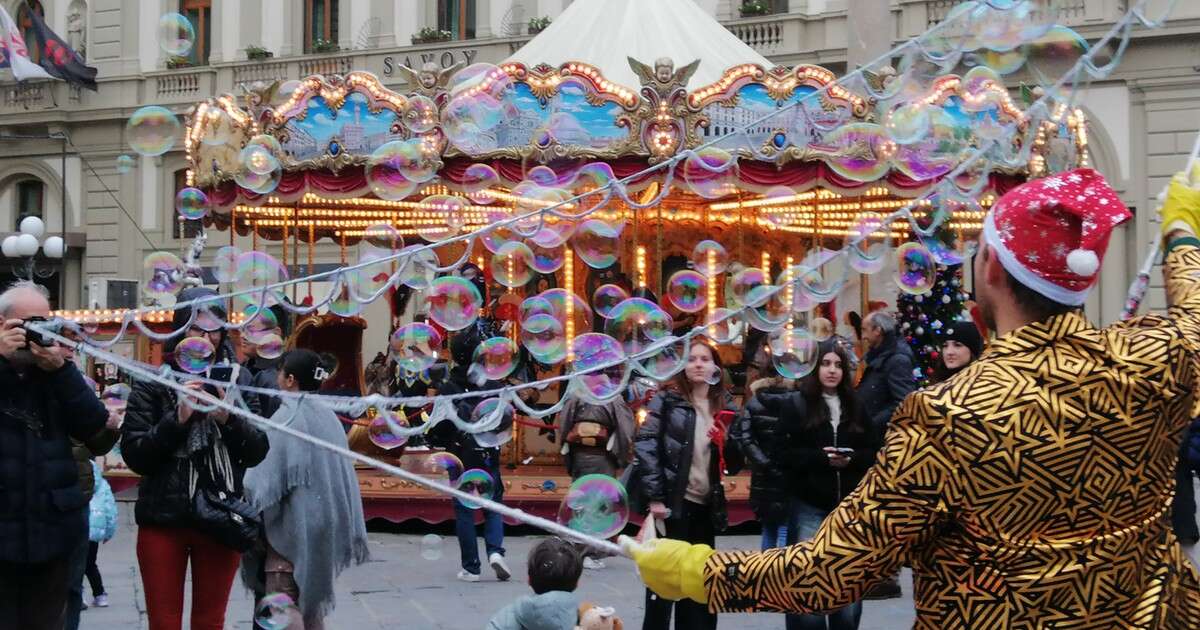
[{"xmin": 704, "ymin": 244, "xmax": 1200, "ymax": 629}]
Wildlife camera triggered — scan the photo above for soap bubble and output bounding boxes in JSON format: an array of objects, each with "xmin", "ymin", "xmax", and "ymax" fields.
[
  {"xmin": 197, "ymin": 109, "xmax": 235, "ymax": 147},
  {"xmin": 420, "ymin": 534, "xmax": 443, "ymax": 561},
  {"xmin": 175, "ymin": 336, "xmax": 215, "ymax": 374},
  {"xmin": 403, "ymin": 95, "xmax": 439, "ymax": 134},
  {"xmin": 328, "ymin": 281, "xmax": 363, "ymax": 317},
  {"xmin": 241, "ymin": 305, "xmax": 279, "ymax": 344},
  {"xmin": 126, "ymin": 106, "xmax": 180, "ymax": 157},
  {"xmin": 520, "ymin": 313, "xmax": 566, "ymax": 364},
  {"xmin": 374, "ymin": 139, "xmax": 437, "ymax": 185},
  {"xmin": 214, "ymin": 246, "xmax": 241, "ymax": 283},
  {"xmin": 469, "ymin": 398, "xmax": 513, "ymax": 448},
  {"xmin": 366, "ymin": 143, "xmax": 419, "ymax": 201},
  {"xmin": 158, "ymin": 13, "xmax": 195, "ymax": 56},
  {"xmin": 174, "ymin": 187, "xmax": 209, "ymax": 221},
  {"xmin": 490, "ymin": 242, "xmax": 534, "ymax": 288},
  {"xmin": 454, "ymin": 468, "xmax": 496, "ymax": 510},
  {"xmin": 556, "ymin": 474, "xmax": 630, "ymax": 538},
  {"xmin": 473, "ymin": 337, "xmax": 519, "ymax": 381},
  {"xmin": 639, "ymin": 336, "xmax": 688, "ymax": 382},
  {"xmin": 571, "ymin": 220, "xmax": 621, "ymax": 269},
  {"xmin": 426, "ymin": 276, "xmax": 482, "ymax": 331},
  {"xmin": 883, "ymin": 102, "xmax": 931, "ymax": 145},
  {"xmin": 729, "ymin": 267, "xmax": 773, "ymax": 308},
  {"xmin": 691, "ymin": 240, "xmax": 729, "ymax": 276},
  {"xmin": 462, "ymin": 163, "xmax": 501, "ymax": 204},
  {"xmin": 398, "ymin": 245, "xmax": 438, "ymax": 290},
  {"xmin": 520, "ymin": 296, "xmax": 556, "ymax": 323},
  {"xmin": 423, "ymin": 452, "xmax": 464, "ymax": 478},
  {"xmin": 682, "ymin": 147, "xmax": 738, "ymax": 199},
  {"xmin": 233, "ymin": 251, "xmax": 288, "ymax": 308},
  {"xmin": 254, "ymin": 593, "xmax": 297, "ymax": 630},
  {"xmin": 769, "ymin": 328, "xmax": 819, "ymax": 379},
  {"xmin": 604, "ymin": 298, "xmax": 672, "ymax": 356},
  {"xmin": 892, "ymin": 107, "xmax": 970, "ymax": 182},
  {"xmin": 254, "ymin": 333, "xmax": 284, "ymax": 360},
  {"xmin": 115, "ymin": 154, "xmax": 135, "ymax": 174},
  {"xmin": 894, "ymin": 242, "xmax": 937, "ymax": 295},
  {"xmin": 416, "ymin": 195, "xmax": 468, "ymax": 242},
  {"xmin": 142, "ymin": 252, "xmax": 186, "ymax": 299},
  {"xmin": 101, "ymin": 383, "xmax": 131, "ymax": 411},
  {"xmin": 846, "ymin": 212, "xmax": 890, "ymax": 274},
  {"xmin": 367, "ymin": 410, "xmax": 408, "ymax": 450},
  {"xmin": 541, "ymin": 288, "xmax": 593, "ymax": 332},
  {"xmin": 569, "ymin": 333, "xmax": 628, "ymax": 403},
  {"xmin": 390, "ymin": 323, "xmax": 443, "ymax": 372},
  {"xmin": 666, "ymin": 270, "xmax": 707, "ymax": 313},
  {"xmin": 441, "ymin": 64, "xmax": 514, "ymax": 153},
  {"xmin": 592, "ymin": 284, "xmax": 630, "ymax": 319},
  {"xmin": 240, "ymin": 143, "xmax": 279, "ymax": 176},
  {"xmin": 233, "ymin": 163, "xmax": 282, "ymax": 195},
  {"xmin": 703, "ymin": 308, "xmax": 740, "ymax": 344},
  {"xmin": 1023, "ymin": 26, "xmax": 1089, "ymax": 85}
]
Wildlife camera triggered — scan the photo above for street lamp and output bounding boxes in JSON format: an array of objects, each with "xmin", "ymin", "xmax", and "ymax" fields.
[{"xmin": 2, "ymin": 216, "xmax": 64, "ymax": 280}]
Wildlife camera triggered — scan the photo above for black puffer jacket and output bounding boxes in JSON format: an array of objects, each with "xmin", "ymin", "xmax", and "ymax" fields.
[
  {"xmin": 856, "ymin": 332, "xmax": 917, "ymax": 430},
  {"xmin": 632, "ymin": 389, "xmax": 735, "ymax": 530},
  {"xmin": 244, "ymin": 355, "xmax": 281, "ymax": 418},
  {"xmin": 0, "ymin": 359, "xmax": 108, "ymax": 564},
  {"xmin": 729, "ymin": 377, "xmax": 801, "ymax": 524},
  {"xmin": 783, "ymin": 390, "xmax": 882, "ymax": 511}
]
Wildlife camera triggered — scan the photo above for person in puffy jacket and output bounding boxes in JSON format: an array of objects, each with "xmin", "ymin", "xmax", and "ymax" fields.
[
  {"xmin": 84, "ymin": 460, "xmax": 117, "ymax": 609},
  {"xmin": 120, "ymin": 288, "xmax": 268, "ymax": 630},
  {"xmin": 487, "ymin": 537, "xmax": 583, "ymax": 630},
  {"xmin": 855, "ymin": 311, "xmax": 915, "ymax": 432},
  {"xmin": 632, "ymin": 340, "xmax": 735, "ymax": 630}
]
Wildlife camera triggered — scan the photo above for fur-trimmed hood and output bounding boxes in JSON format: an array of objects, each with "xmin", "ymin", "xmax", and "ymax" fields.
[{"xmin": 748, "ymin": 376, "xmax": 802, "ymax": 395}]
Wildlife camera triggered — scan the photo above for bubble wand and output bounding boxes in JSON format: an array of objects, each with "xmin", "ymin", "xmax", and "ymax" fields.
[{"xmin": 1120, "ymin": 127, "xmax": 1200, "ymax": 320}]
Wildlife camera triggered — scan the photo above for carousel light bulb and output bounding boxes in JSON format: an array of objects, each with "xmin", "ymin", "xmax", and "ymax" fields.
[{"xmin": 565, "ymin": 249, "xmax": 575, "ymax": 363}]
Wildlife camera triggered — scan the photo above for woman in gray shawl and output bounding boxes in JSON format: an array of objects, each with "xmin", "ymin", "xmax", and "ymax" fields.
[{"xmin": 241, "ymin": 350, "xmax": 369, "ymax": 629}]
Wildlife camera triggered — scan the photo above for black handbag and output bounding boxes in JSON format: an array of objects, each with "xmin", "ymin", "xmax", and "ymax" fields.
[{"xmin": 190, "ymin": 465, "xmax": 261, "ymax": 552}]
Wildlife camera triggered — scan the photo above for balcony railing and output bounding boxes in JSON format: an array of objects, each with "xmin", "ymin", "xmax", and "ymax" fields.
[
  {"xmin": 2, "ymin": 82, "xmax": 53, "ymax": 111},
  {"xmin": 923, "ymin": 0, "xmax": 1120, "ymax": 28}
]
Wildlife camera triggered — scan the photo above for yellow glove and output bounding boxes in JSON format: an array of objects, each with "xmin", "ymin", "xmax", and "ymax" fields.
[
  {"xmin": 1161, "ymin": 169, "xmax": 1200, "ymax": 237},
  {"xmin": 619, "ymin": 535, "xmax": 713, "ymax": 604}
]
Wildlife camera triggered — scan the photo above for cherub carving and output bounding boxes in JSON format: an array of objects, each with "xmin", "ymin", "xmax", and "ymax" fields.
[
  {"xmin": 627, "ymin": 56, "xmax": 701, "ymax": 159},
  {"xmin": 396, "ymin": 61, "xmax": 467, "ymax": 103},
  {"xmin": 628, "ymin": 56, "xmax": 700, "ymax": 101}
]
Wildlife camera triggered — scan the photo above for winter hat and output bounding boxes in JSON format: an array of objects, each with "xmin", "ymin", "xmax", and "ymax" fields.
[
  {"xmin": 944, "ymin": 319, "xmax": 983, "ymax": 359},
  {"xmin": 981, "ymin": 168, "xmax": 1131, "ymax": 305}
]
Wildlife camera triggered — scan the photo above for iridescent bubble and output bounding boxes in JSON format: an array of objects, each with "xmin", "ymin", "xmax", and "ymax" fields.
[
  {"xmin": 520, "ymin": 296, "xmax": 556, "ymax": 323},
  {"xmin": 569, "ymin": 333, "xmax": 628, "ymax": 402},
  {"xmin": 520, "ymin": 313, "xmax": 566, "ymax": 364},
  {"xmin": 639, "ymin": 336, "xmax": 687, "ymax": 382},
  {"xmin": 377, "ymin": 139, "xmax": 438, "ymax": 185},
  {"xmin": 592, "ymin": 284, "xmax": 630, "ymax": 319},
  {"xmin": 666, "ymin": 270, "xmax": 706, "ymax": 313},
  {"xmin": 198, "ymin": 109, "xmax": 235, "ymax": 147},
  {"xmin": 556, "ymin": 474, "xmax": 630, "ymax": 539},
  {"xmin": 884, "ymin": 103, "xmax": 931, "ymax": 145},
  {"xmin": 366, "ymin": 144, "xmax": 419, "ymax": 201},
  {"xmin": 101, "ymin": 383, "xmax": 131, "ymax": 411},
  {"xmin": 255, "ymin": 333, "xmax": 285, "ymax": 360},
  {"xmin": 769, "ymin": 328, "xmax": 819, "ymax": 380},
  {"xmin": 442, "ymin": 64, "xmax": 513, "ymax": 153},
  {"xmin": 691, "ymin": 240, "xmax": 729, "ymax": 276},
  {"xmin": 420, "ymin": 534, "xmax": 443, "ymax": 561},
  {"xmin": 819, "ymin": 123, "xmax": 894, "ymax": 182},
  {"xmin": 367, "ymin": 410, "xmax": 407, "ymax": 450},
  {"xmin": 527, "ymin": 240, "xmax": 565, "ymax": 274},
  {"xmin": 233, "ymin": 251, "xmax": 288, "ymax": 309},
  {"xmin": 241, "ymin": 304, "xmax": 279, "ymax": 344},
  {"xmin": 355, "ymin": 224, "xmax": 404, "ymax": 297},
  {"xmin": 390, "ymin": 323, "xmax": 443, "ymax": 372},
  {"xmin": 473, "ymin": 337, "xmax": 519, "ymax": 381},
  {"xmin": 1023, "ymin": 26, "xmax": 1089, "ymax": 85},
  {"xmin": 729, "ymin": 268, "xmax": 774, "ymax": 308},
  {"xmin": 894, "ymin": 242, "xmax": 937, "ymax": 295},
  {"xmin": 174, "ymin": 187, "xmax": 209, "ymax": 221},
  {"xmin": 254, "ymin": 593, "xmax": 297, "ymax": 630},
  {"xmin": 423, "ymin": 452, "xmax": 464, "ymax": 478},
  {"xmin": 462, "ymin": 163, "xmax": 501, "ymax": 204},
  {"xmin": 115, "ymin": 154, "xmax": 135, "ymax": 174},
  {"xmin": 426, "ymin": 276, "xmax": 482, "ymax": 331},
  {"xmin": 962, "ymin": 66, "xmax": 1003, "ymax": 107},
  {"xmin": 490, "ymin": 242, "xmax": 534, "ymax": 288},
  {"xmin": 454, "ymin": 468, "xmax": 496, "ymax": 510},
  {"xmin": 403, "ymin": 95, "xmax": 439, "ymax": 134},
  {"xmin": 328, "ymin": 281, "xmax": 363, "ymax": 317},
  {"xmin": 526, "ymin": 166, "xmax": 559, "ymax": 187},
  {"xmin": 398, "ymin": 245, "xmax": 438, "ymax": 290},
  {"xmin": 541, "ymin": 288, "xmax": 593, "ymax": 332},
  {"xmin": 158, "ymin": 13, "xmax": 195, "ymax": 56},
  {"xmin": 604, "ymin": 298, "xmax": 672, "ymax": 356},
  {"xmin": 846, "ymin": 212, "xmax": 890, "ymax": 274},
  {"xmin": 175, "ymin": 336, "xmax": 215, "ymax": 374},
  {"xmin": 126, "ymin": 106, "xmax": 180, "ymax": 157},
  {"xmin": 703, "ymin": 308, "xmax": 740, "ymax": 344},
  {"xmin": 240, "ymin": 143, "xmax": 279, "ymax": 176},
  {"xmin": 234, "ymin": 165, "xmax": 282, "ymax": 195},
  {"xmin": 682, "ymin": 147, "xmax": 738, "ymax": 199},
  {"xmin": 893, "ymin": 108, "xmax": 970, "ymax": 182},
  {"xmin": 143, "ymin": 252, "xmax": 186, "ymax": 298},
  {"xmin": 214, "ymin": 246, "xmax": 240, "ymax": 283},
  {"xmin": 417, "ymin": 195, "xmax": 468, "ymax": 242},
  {"xmin": 470, "ymin": 398, "xmax": 514, "ymax": 448},
  {"xmin": 571, "ymin": 219, "xmax": 620, "ymax": 269}
]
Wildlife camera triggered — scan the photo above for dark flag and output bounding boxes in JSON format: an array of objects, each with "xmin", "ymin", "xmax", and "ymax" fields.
[{"xmin": 22, "ymin": 1, "xmax": 97, "ymax": 91}]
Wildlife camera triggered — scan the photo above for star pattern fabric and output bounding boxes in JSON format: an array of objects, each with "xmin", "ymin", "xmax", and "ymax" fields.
[{"xmin": 701, "ymin": 245, "xmax": 1200, "ymax": 629}]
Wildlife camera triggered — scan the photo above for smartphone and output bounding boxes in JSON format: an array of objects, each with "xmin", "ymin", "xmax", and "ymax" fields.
[
  {"xmin": 207, "ymin": 365, "xmax": 234, "ymax": 382},
  {"xmin": 828, "ymin": 447, "xmax": 855, "ymax": 455},
  {"xmin": 715, "ymin": 410, "xmax": 736, "ymax": 428}
]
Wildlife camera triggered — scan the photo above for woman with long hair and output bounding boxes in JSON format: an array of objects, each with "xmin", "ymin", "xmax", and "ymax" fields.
[
  {"xmin": 241, "ymin": 350, "xmax": 369, "ymax": 630},
  {"xmin": 632, "ymin": 340, "xmax": 735, "ymax": 630},
  {"xmin": 782, "ymin": 339, "xmax": 881, "ymax": 630}
]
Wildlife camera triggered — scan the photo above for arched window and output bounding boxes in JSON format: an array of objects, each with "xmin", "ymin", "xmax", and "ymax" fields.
[
  {"xmin": 15, "ymin": 179, "xmax": 44, "ymax": 230},
  {"xmin": 17, "ymin": 0, "xmax": 45, "ymax": 65},
  {"xmin": 438, "ymin": 0, "xmax": 477, "ymax": 40},
  {"xmin": 181, "ymin": 0, "xmax": 212, "ymax": 65},
  {"xmin": 305, "ymin": 0, "xmax": 339, "ymax": 52}
]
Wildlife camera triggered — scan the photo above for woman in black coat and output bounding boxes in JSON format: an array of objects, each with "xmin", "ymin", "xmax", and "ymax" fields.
[
  {"xmin": 120, "ymin": 289, "xmax": 268, "ymax": 630},
  {"xmin": 632, "ymin": 340, "xmax": 735, "ymax": 630}
]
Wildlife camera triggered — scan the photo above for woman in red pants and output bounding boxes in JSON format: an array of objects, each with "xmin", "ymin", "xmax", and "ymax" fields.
[{"xmin": 120, "ymin": 289, "xmax": 269, "ymax": 630}]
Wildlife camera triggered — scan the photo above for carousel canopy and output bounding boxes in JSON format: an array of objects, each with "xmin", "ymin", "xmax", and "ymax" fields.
[{"xmin": 504, "ymin": 0, "xmax": 773, "ymax": 91}]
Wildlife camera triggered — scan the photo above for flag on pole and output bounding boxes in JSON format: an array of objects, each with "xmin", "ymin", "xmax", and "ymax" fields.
[
  {"xmin": 0, "ymin": 5, "xmax": 55, "ymax": 82},
  {"xmin": 20, "ymin": 1, "xmax": 97, "ymax": 91}
]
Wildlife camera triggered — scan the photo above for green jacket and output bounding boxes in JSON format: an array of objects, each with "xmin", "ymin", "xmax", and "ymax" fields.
[{"xmin": 71, "ymin": 429, "xmax": 118, "ymax": 502}]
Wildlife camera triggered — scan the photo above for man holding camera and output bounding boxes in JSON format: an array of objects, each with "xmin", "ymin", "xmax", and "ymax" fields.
[{"xmin": 0, "ymin": 281, "xmax": 111, "ymax": 630}]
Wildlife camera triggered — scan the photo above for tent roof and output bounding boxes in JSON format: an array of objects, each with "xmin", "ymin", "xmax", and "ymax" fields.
[{"xmin": 505, "ymin": 0, "xmax": 774, "ymax": 91}]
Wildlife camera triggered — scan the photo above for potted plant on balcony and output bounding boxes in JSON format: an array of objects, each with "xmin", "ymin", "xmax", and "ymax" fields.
[
  {"xmin": 246, "ymin": 45, "xmax": 274, "ymax": 61},
  {"xmin": 411, "ymin": 27, "xmax": 453, "ymax": 45},
  {"xmin": 528, "ymin": 16, "xmax": 552, "ymax": 35},
  {"xmin": 311, "ymin": 38, "xmax": 340, "ymax": 54},
  {"xmin": 739, "ymin": 0, "xmax": 771, "ymax": 17},
  {"xmin": 165, "ymin": 55, "xmax": 191, "ymax": 69}
]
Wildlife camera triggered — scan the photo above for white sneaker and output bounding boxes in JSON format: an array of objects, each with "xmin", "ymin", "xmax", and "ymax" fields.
[
  {"xmin": 93, "ymin": 593, "xmax": 110, "ymax": 608},
  {"xmin": 583, "ymin": 557, "xmax": 606, "ymax": 570},
  {"xmin": 489, "ymin": 553, "xmax": 512, "ymax": 581},
  {"xmin": 456, "ymin": 570, "xmax": 481, "ymax": 583}
]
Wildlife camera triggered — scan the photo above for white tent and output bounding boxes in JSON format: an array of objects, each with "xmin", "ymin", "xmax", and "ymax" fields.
[{"xmin": 505, "ymin": 0, "xmax": 774, "ymax": 91}]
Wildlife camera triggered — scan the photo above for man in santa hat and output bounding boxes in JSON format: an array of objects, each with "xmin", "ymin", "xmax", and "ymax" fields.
[{"xmin": 622, "ymin": 167, "xmax": 1200, "ymax": 627}]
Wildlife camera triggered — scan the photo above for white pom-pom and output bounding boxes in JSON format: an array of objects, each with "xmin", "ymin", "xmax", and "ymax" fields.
[{"xmin": 1066, "ymin": 249, "xmax": 1099, "ymax": 276}]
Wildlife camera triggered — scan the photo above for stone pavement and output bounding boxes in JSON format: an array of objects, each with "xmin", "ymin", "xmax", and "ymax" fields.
[{"xmin": 83, "ymin": 496, "xmax": 1200, "ymax": 630}]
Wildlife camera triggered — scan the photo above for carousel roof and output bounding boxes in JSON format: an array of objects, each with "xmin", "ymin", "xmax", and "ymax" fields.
[{"xmin": 504, "ymin": 0, "xmax": 773, "ymax": 91}]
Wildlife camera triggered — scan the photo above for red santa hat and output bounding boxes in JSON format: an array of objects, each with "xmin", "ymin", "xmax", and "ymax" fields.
[{"xmin": 981, "ymin": 168, "xmax": 1131, "ymax": 306}]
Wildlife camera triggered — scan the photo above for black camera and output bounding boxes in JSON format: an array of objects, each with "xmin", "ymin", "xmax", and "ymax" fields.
[
  {"xmin": 207, "ymin": 365, "xmax": 234, "ymax": 382},
  {"xmin": 23, "ymin": 316, "xmax": 65, "ymax": 347}
]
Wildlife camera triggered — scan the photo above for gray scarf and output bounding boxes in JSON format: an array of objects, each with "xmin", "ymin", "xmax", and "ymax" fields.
[{"xmin": 240, "ymin": 396, "xmax": 370, "ymax": 620}]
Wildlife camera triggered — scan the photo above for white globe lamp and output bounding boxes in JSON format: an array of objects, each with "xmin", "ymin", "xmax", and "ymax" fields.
[
  {"xmin": 42, "ymin": 235, "xmax": 65, "ymax": 259},
  {"xmin": 1, "ymin": 235, "xmax": 17, "ymax": 258},
  {"xmin": 15, "ymin": 233, "xmax": 39, "ymax": 257},
  {"xmin": 18, "ymin": 215, "xmax": 44, "ymax": 239}
]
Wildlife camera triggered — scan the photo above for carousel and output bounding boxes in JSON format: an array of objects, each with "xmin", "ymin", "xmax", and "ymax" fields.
[{"xmin": 87, "ymin": 0, "xmax": 1087, "ymax": 523}]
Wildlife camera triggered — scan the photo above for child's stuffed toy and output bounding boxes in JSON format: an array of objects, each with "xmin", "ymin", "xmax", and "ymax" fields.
[{"xmin": 575, "ymin": 603, "xmax": 623, "ymax": 630}]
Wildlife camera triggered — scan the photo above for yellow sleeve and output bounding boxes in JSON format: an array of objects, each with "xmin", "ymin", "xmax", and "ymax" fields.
[{"xmin": 702, "ymin": 389, "xmax": 958, "ymax": 613}]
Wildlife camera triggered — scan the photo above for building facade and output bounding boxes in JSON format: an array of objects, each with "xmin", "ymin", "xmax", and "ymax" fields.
[{"xmin": 0, "ymin": 0, "xmax": 1195, "ymax": 334}]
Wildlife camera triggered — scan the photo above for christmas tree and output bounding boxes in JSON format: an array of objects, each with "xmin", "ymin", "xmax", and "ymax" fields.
[{"xmin": 896, "ymin": 225, "xmax": 971, "ymax": 387}]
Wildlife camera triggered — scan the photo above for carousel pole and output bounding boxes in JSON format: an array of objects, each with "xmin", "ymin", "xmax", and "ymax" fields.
[
  {"xmin": 308, "ymin": 223, "xmax": 315, "ymax": 299},
  {"xmin": 655, "ymin": 204, "xmax": 663, "ymax": 296},
  {"xmin": 565, "ymin": 248, "xmax": 575, "ymax": 362},
  {"xmin": 293, "ymin": 205, "xmax": 300, "ymax": 303},
  {"xmin": 230, "ymin": 205, "xmax": 236, "ymax": 248}
]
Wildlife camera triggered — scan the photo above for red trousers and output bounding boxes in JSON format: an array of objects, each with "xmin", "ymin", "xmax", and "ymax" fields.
[{"xmin": 136, "ymin": 525, "xmax": 241, "ymax": 630}]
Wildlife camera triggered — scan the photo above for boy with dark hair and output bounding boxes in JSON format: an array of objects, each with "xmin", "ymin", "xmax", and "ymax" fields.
[{"xmin": 486, "ymin": 538, "xmax": 583, "ymax": 630}]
